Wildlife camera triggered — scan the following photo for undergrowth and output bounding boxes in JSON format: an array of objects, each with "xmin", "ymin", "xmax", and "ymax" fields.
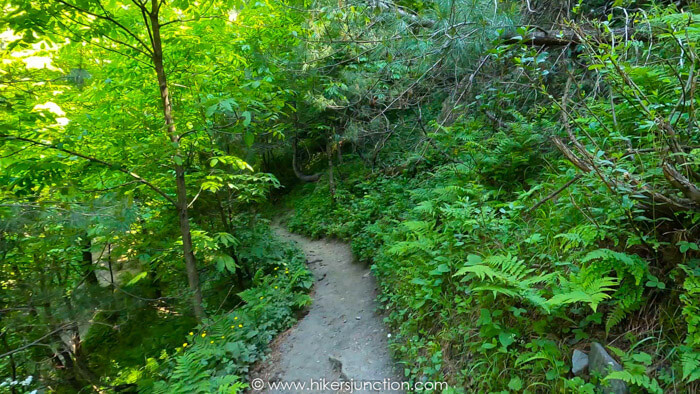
[
  {"xmin": 285, "ymin": 116, "xmax": 700, "ymax": 393},
  {"xmin": 108, "ymin": 218, "xmax": 313, "ymax": 392}
]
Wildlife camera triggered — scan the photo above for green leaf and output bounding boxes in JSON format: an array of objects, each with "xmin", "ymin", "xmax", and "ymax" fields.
[
  {"xmin": 429, "ymin": 263, "xmax": 450, "ymax": 276},
  {"xmin": 453, "ymin": 254, "xmax": 483, "ymax": 276},
  {"xmin": 632, "ymin": 352, "xmax": 652, "ymax": 366},
  {"xmin": 499, "ymin": 332, "xmax": 515, "ymax": 349},
  {"xmin": 126, "ymin": 272, "xmax": 148, "ymax": 286},
  {"xmin": 215, "ymin": 254, "xmax": 237, "ymax": 273},
  {"xmin": 508, "ymin": 376, "xmax": 523, "ymax": 390},
  {"xmin": 679, "ymin": 241, "xmax": 699, "ymax": 253},
  {"xmin": 467, "ymin": 254, "xmax": 482, "ymax": 265},
  {"xmin": 206, "ymin": 104, "xmax": 218, "ymax": 117},
  {"xmin": 244, "ymin": 132, "xmax": 254, "ymax": 147},
  {"xmin": 242, "ymin": 111, "xmax": 252, "ymax": 127}
]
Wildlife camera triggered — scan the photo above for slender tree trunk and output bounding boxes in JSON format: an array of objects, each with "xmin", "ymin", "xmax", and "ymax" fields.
[
  {"xmin": 62, "ymin": 296, "xmax": 98, "ymax": 386},
  {"xmin": 327, "ymin": 137, "xmax": 336, "ymax": 201},
  {"xmin": 337, "ymin": 140, "xmax": 343, "ymax": 165},
  {"xmin": 81, "ymin": 236, "xmax": 98, "ymax": 284},
  {"xmin": 336, "ymin": 140, "xmax": 343, "ymax": 182},
  {"xmin": 216, "ymin": 193, "xmax": 231, "ymax": 233},
  {"xmin": 149, "ymin": 6, "xmax": 204, "ymax": 321},
  {"xmin": 2, "ymin": 333, "xmax": 17, "ymax": 394}
]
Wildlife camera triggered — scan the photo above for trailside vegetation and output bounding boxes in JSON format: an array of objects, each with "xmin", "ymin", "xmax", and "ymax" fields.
[{"xmin": 1, "ymin": 0, "xmax": 699, "ymax": 392}]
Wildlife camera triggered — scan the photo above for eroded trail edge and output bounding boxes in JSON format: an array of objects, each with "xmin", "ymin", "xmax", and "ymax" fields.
[{"xmin": 250, "ymin": 224, "xmax": 403, "ymax": 393}]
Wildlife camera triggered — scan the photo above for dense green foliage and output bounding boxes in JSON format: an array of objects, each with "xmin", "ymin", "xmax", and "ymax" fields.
[
  {"xmin": 282, "ymin": 3, "xmax": 700, "ymax": 392},
  {"xmin": 1, "ymin": 0, "xmax": 310, "ymax": 391},
  {"xmin": 286, "ymin": 115, "xmax": 698, "ymax": 391},
  {"xmin": 140, "ymin": 222, "xmax": 312, "ymax": 393},
  {"xmin": 2, "ymin": 0, "xmax": 700, "ymax": 392}
]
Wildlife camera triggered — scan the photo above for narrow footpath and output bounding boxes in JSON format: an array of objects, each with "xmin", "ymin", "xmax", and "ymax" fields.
[{"xmin": 250, "ymin": 224, "xmax": 403, "ymax": 393}]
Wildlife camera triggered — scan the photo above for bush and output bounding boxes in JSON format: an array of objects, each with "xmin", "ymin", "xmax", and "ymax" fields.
[
  {"xmin": 284, "ymin": 117, "xmax": 698, "ymax": 392},
  {"xmin": 128, "ymin": 222, "xmax": 313, "ymax": 392}
]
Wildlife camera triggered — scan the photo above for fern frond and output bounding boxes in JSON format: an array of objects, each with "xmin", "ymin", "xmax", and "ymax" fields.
[
  {"xmin": 605, "ymin": 370, "xmax": 663, "ymax": 394},
  {"xmin": 681, "ymin": 350, "xmax": 700, "ymax": 382},
  {"xmin": 548, "ymin": 268, "xmax": 619, "ymax": 312},
  {"xmin": 581, "ymin": 249, "xmax": 648, "ymax": 284},
  {"xmin": 455, "ymin": 254, "xmax": 552, "ymax": 311}
]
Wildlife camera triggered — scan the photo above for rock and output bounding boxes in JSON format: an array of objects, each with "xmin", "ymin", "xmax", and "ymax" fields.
[
  {"xmin": 329, "ymin": 355, "xmax": 342, "ymax": 369},
  {"xmin": 589, "ymin": 342, "xmax": 628, "ymax": 394},
  {"xmin": 329, "ymin": 355, "xmax": 349, "ymax": 381},
  {"xmin": 572, "ymin": 349, "xmax": 589, "ymax": 376}
]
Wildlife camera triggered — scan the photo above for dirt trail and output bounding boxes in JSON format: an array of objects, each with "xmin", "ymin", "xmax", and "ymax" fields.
[{"xmin": 251, "ymin": 224, "xmax": 403, "ymax": 393}]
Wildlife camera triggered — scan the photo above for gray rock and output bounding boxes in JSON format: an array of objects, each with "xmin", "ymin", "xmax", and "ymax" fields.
[
  {"xmin": 572, "ymin": 349, "xmax": 589, "ymax": 376},
  {"xmin": 328, "ymin": 355, "xmax": 349, "ymax": 381},
  {"xmin": 329, "ymin": 355, "xmax": 343, "ymax": 370},
  {"xmin": 589, "ymin": 342, "xmax": 628, "ymax": 394}
]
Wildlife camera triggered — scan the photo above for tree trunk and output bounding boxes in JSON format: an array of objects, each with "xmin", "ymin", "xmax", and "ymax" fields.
[
  {"xmin": 81, "ymin": 236, "xmax": 98, "ymax": 284},
  {"xmin": 40, "ymin": 270, "xmax": 81, "ymax": 391},
  {"xmin": 2, "ymin": 334, "xmax": 17, "ymax": 394},
  {"xmin": 337, "ymin": 142, "xmax": 343, "ymax": 165},
  {"xmin": 149, "ymin": 6, "xmax": 205, "ymax": 321},
  {"xmin": 62, "ymin": 296, "xmax": 98, "ymax": 386},
  {"xmin": 327, "ymin": 138, "xmax": 336, "ymax": 201}
]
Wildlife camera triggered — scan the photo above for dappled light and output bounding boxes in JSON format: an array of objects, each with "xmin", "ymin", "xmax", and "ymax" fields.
[{"xmin": 1, "ymin": 0, "xmax": 699, "ymax": 392}]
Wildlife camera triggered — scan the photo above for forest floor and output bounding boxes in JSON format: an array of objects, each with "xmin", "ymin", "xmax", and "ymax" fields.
[{"xmin": 249, "ymin": 222, "xmax": 403, "ymax": 393}]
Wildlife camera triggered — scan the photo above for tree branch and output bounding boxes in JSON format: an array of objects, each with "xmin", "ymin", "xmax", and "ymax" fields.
[
  {"xmin": 51, "ymin": 0, "xmax": 153, "ymax": 54},
  {"xmin": 0, "ymin": 134, "xmax": 176, "ymax": 206},
  {"xmin": 527, "ymin": 175, "xmax": 582, "ymax": 213},
  {"xmin": 503, "ymin": 26, "xmax": 650, "ymax": 46},
  {"xmin": 0, "ymin": 324, "xmax": 73, "ymax": 359}
]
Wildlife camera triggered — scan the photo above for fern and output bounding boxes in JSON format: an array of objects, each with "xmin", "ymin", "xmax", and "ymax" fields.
[
  {"xmin": 549, "ymin": 262, "xmax": 620, "ymax": 311},
  {"xmin": 386, "ymin": 239, "xmax": 436, "ymax": 257},
  {"xmin": 385, "ymin": 220, "xmax": 441, "ymax": 257},
  {"xmin": 605, "ymin": 284, "xmax": 644, "ymax": 332},
  {"xmin": 400, "ymin": 220, "xmax": 434, "ymax": 236},
  {"xmin": 581, "ymin": 249, "xmax": 648, "ymax": 285},
  {"xmin": 414, "ymin": 200, "xmax": 436, "ymax": 217},
  {"xmin": 577, "ymin": 248, "xmax": 649, "ymax": 330},
  {"xmin": 454, "ymin": 254, "xmax": 554, "ymax": 311},
  {"xmin": 681, "ymin": 350, "xmax": 700, "ymax": 382},
  {"xmin": 152, "ymin": 352, "xmax": 217, "ymax": 394},
  {"xmin": 554, "ymin": 224, "xmax": 602, "ymax": 252},
  {"xmin": 605, "ymin": 370, "xmax": 663, "ymax": 394},
  {"xmin": 679, "ymin": 264, "xmax": 700, "ymax": 382},
  {"xmin": 547, "ymin": 270, "xmax": 619, "ymax": 312},
  {"xmin": 680, "ymin": 264, "xmax": 700, "ymax": 346}
]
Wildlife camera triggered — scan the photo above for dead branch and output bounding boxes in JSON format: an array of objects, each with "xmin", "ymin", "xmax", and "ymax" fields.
[
  {"xmin": 292, "ymin": 136, "xmax": 321, "ymax": 182},
  {"xmin": 527, "ymin": 175, "xmax": 582, "ymax": 213},
  {"xmin": 662, "ymin": 162, "xmax": 700, "ymax": 204},
  {"xmin": 503, "ymin": 26, "xmax": 650, "ymax": 46}
]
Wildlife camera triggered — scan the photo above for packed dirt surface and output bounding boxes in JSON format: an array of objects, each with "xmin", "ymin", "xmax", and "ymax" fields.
[{"xmin": 250, "ymin": 224, "xmax": 403, "ymax": 393}]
